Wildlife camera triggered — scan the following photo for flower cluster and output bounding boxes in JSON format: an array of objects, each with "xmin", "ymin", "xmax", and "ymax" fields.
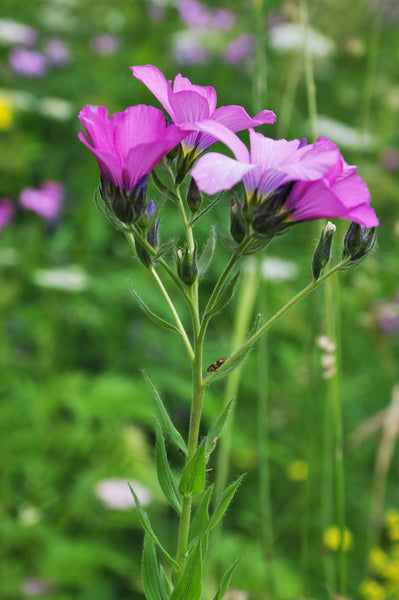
[{"xmin": 78, "ymin": 64, "xmax": 378, "ymax": 256}]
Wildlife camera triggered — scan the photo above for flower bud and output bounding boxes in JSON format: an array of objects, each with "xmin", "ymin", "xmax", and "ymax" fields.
[
  {"xmin": 177, "ymin": 244, "xmax": 198, "ymax": 286},
  {"xmin": 312, "ymin": 221, "xmax": 336, "ymax": 280},
  {"xmin": 186, "ymin": 178, "xmax": 202, "ymax": 212},
  {"xmin": 230, "ymin": 200, "xmax": 246, "ymax": 244},
  {"xmin": 99, "ymin": 175, "xmax": 147, "ymax": 224},
  {"xmin": 342, "ymin": 222, "xmax": 377, "ymax": 268}
]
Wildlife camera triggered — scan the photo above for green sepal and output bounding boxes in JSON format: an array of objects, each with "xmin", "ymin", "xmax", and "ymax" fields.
[
  {"xmin": 128, "ymin": 483, "xmax": 179, "ymax": 571},
  {"xmin": 212, "ymin": 555, "xmax": 241, "ymax": 600},
  {"xmin": 188, "ymin": 485, "xmax": 213, "ymax": 560},
  {"xmin": 170, "ymin": 542, "xmax": 202, "ymax": 600},
  {"xmin": 155, "ymin": 419, "xmax": 182, "ymax": 515},
  {"xmin": 129, "ymin": 283, "xmax": 179, "ymax": 333},
  {"xmin": 216, "ymin": 229, "xmax": 242, "ymax": 255},
  {"xmin": 206, "ymin": 398, "xmax": 235, "ymax": 457},
  {"xmin": 205, "ymin": 271, "xmax": 240, "ymax": 318},
  {"xmin": 197, "ymin": 228, "xmax": 216, "ymax": 280},
  {"xmin": 142, "ymin": 533, "xmax": 170, "ymax": 600},
  {"xmin": 178, "ymin": 441, "xmax": 206, "ymax": 497},
  {"xmin": 142, "ymin": 371, "xmax": 188, "ymax": 456},
  {"xmin": 205, "ymin": 475, "xmax": 245, "ymax": 534},
  {"xmin": 151, "ymin": 169, "xmax": 179, "ymax": 202},
  {"xmin": 153, "ymin": 238, "xmax": 178, "ymax": 262}
]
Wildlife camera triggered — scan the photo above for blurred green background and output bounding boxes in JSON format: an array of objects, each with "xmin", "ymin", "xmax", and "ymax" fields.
[{"xmin": 1, "ymin": 0, "xmax": 399, "ymax": 599}]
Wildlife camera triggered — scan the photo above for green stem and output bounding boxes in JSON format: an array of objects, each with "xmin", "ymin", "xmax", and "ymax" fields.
[
  {"xmin": 214, "ymin": 259, "xmax": 260, "ymax": 503},
  {"xmin": 148, "ymin": 266, "xmax": 194, "ymax": 361},
  {"xmin": 325, "ymin": 276, "xmax": 347, "ymax": 595},
  {"xmin": 203, "ymin": 259, "xmax": 350, "ymax": 387},
  {"xmin": 300, "ymin": 0, "xmax": 318, "ymax": 142},
  {"xmin": 175, "ymin": 293, "xmax": 204, "ymax": 572}
]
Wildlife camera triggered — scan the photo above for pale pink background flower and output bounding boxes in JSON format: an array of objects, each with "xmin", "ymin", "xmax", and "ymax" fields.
[
  {"xmin": 222, "ymin": 34, "xmax": 255, "ymax": 65},
  {"xmin": 45, "ymin": 38, "xmax": 71, "ymax": 67},
  {"xmin": 95, "ymin": 478, "xmax": 152, "ymax": 510},
  {"xmin": 9, "ymin": 47, "xmax": 48, "ymax": 77},
  {"xmin": 0, "ymin": 198, "xmax": 14, "ymax": 229},
  {"xmin": 90, "ymin": 34, "xmax": 119, "ymax": 55},
  {"xmin": 19, "ymin": 181, "xmax": 64, "ymax": 219}
]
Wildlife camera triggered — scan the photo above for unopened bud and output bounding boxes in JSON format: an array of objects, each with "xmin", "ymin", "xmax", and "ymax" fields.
[
  {"xmin": 99, "ymin": 175, "xmax": 147, "ymax": 224},
  {"xmin": 177, "ymin": 244, "xmax": 198, "ymax": 285},
  {"xmin": 186, "ymin": 178, "xmax": 202, "ymax": 212},
  {"xmin": 230, "ymin": 201, "xmax": 246, "ymax": 244},
  {"xmin": 342, "ymin": 222, "xmax": 377, "ymax": 268},
  {"xmin": 312, "ymin": 221, "xmax": 336, "ymax": 280}
]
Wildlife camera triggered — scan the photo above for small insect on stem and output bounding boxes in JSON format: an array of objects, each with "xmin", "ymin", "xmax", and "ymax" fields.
[{"xmin": 207, "ymin": 358, "xmax": 227, "ymax": 373}]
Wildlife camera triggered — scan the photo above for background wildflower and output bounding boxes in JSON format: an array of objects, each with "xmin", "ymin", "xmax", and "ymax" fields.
[
  {"xmin": 323, "ymin": 526, "xmax": 354, "ymax": 551},
  {"xmin": 19, "ymin": 181, "xmax": 64, "ymax": 219}
]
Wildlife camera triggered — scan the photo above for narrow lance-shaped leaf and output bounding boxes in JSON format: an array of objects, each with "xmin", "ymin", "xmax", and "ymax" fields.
[
  {"xmin": 129, "ymin": 282, "xmax": 179, "ymax": 333},
  {"xmin": 155, "ymin": 418, "xmax": 182, "ymax": 515},
  {"xmin": 128, "ymin": 483, "xmax": 179, "ymax": 571},
  {"xmin": 206, "ymin": 398, "xmax": 236, "ymax": 456},
  {"xmin": 142, "ymin": 371, "xmax": 188, "ymax": 456},
  {"xmin": 212, "ymin": 555, "xmax": 241, "ymax": 600},
  {"xmin": 154, "ymin": 238, "xmax": 177, "ymax": 262},
  {"xmin": 178, "ymin": 441, "xmax": 206, "ymax": 497},
  {"xmin": 170, "ymin": 542, "xmax": 202, "ymax": 600},
  {"xmin": 197, "ymin": 228, "xmax": 216, "ymax": 280},
  {"xmin": 142, "ymin": 533, "xmax": 170, "ymax": 600},
  {"xmin": 206, "ymin": 270, "xmax": 240, "ymax": 318},
  {"xmin": 188, "ymin": 484, "xmax": 213, "ymax": 560},
  {"xmin": 205, "ymin": 475, "xmax": 245, "ymax": 534}
]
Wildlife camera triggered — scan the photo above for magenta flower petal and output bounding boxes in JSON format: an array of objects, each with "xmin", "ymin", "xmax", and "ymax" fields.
[
  {"xmin": 131, "ymin": 64, "xmax": 276, "ymax": 153},
  {"xmin": 182, "ymin": 119, "xmax": 250, "ymax": 162},
  {"xmin": 168, "ymin": 90, "xmax": 212, "ymax": 123},
  {"xmin": 130, "ymin": 65, "xmax": 172, "ymax": 114},
  {"xmin": 172, "ymin": 73, "xmax": 217, "ymax": 112},
  {"xmin": 212, "ymin": 105, "xmax": 276, "ymax": 131},
  {"xmin": 191, "ymin": 153, "xmax": 256, "ymax": 195},
  {"xmin": 78, "ymin": 105, "xmax": 115, "ymax": 152},
  {"xmin": 78, "ymin": 103, "xmax": 186, "ymax": 192}
]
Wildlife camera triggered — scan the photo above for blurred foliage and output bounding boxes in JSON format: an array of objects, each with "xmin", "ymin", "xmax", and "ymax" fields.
[{"xmin": 1, "ymin": 0, "xmax": 399, "ymax": 599}]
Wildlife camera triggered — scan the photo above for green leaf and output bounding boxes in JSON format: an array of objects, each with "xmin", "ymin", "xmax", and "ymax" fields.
[
  {"xmin": 142, "ymin": 371, "xmax": 188, "ymax": 456},
  {"xmin": 129, "ymin": 283, "xmax": 179, "ymax": 333},
  {"xmin": 205, "ymin": 475, "xmax": 245, "ymax": 534},
  {"xmin": 206, "ymin": 271, "xmax": 240, "ymax": 318},
  {"xmin": 188, "ymin": 485, "xmax": 213, "ymax": 560},
  {"xmin": 206, "ymin": 398, "xmax": 236, "ymax": 456},
  {"xmin": 155, "ymin": 419, "xmax": 182, "ymax": 515},
  {"xmin": 212, "ymin": 556, "xmax": 241, "ymax": 600},
  {"xmin": 178, "ymin": 441, "xmax": 206, "ymax": 497},
  {"xmin": 142, "ymin": 533, "xmax": 170, "ymax": 600},
  {"xmin": 159, "ymin": 566, "xmax": 172, "ymax": 599},
  {"xmin": 128, "ymin": 483, "xmax": 179, "ymax": 571},
  {"xmin": 197, "ymin": 228, "xmax": 216, "ymax": 280},
  {"xmin": 170, "ymin": 542, "xmax": 202, "ymax": 600}
]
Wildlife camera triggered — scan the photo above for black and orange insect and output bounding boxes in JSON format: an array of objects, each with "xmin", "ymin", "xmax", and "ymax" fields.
[{"xmin": 207, "ymin": 357, "xmax": 226, "ymax": 373}]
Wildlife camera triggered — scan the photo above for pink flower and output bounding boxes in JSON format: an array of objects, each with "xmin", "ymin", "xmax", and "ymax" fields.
[
  {"xmin": 19, "ymin": 181, "xmax": 64, "ymax": 219},
  {"xmin": 90, "ymin": 34, "xmax": 119, "ymax": 55},
  {"xmin": 9, "ymin": 47, "xmax": 48, "ymax": 77},
  {"xmin": 222, "ymin": 34, "xmax": 255, "ymax": 65},
  {"xmin": 190, "ymin": 122, "xmax": 378, "ymax": 229},
  {"xmin": 0, "ymin": 198, "xmax": 14, "ymax": 229},
  {"xmin": 78, "ymin": 104, "xmax": 187, "ymax": 194},
  {"xmin": 45, "ymin": 38, "xmax": 70, "ymax": 67},
  {"xmin": 131, "ymin": 64, "xmax": 276, "ymax": 154}
]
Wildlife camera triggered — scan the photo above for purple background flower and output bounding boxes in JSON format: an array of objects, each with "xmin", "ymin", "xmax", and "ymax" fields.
[{"xmin": 9, "ymin": 47, "xmax": 48, "ymax": 77}]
